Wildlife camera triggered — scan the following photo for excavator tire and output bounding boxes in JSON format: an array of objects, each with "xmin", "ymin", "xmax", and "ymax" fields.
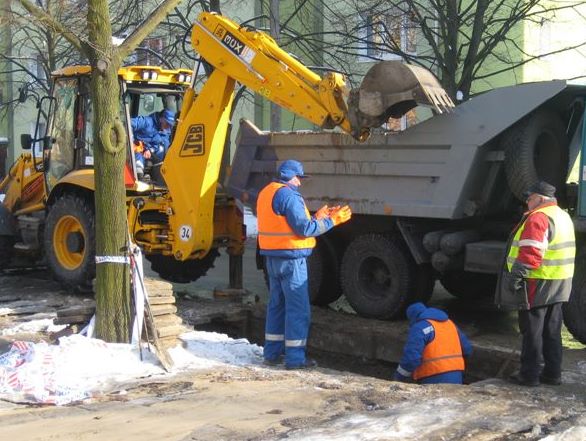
[
  {"xmin": 439, "ymin": 270, "xmax": 497, "ymax": 299},
  {"xmin": 45, "ymin": 194, "xmax": 95, "ymax": 290},
  {"xmin": 147, "ymin": 249, "xmax": 220, "ymax": 284},
  {"xmin": 563, "ymin": 256, "xmax": 586, "ymax": 344},
  {"xmin": 502, "ymin": 110, "xmax": 568, "ymax": 202},
  {"xmin": 341, "ymin": 234, "xmax": 413, "ymax": 320},
  {"xmin": 0, "ymin": 235, "xmax": 14, "ymax": 269}
]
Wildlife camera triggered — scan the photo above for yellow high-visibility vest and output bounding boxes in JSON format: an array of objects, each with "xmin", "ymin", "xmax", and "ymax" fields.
[{"xmin": 507, "ymin": 205, "xmax": 575, "ymax": 279}]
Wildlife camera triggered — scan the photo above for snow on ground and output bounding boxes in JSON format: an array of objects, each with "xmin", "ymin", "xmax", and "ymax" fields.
[
  {"xmin": 0, "ymin": 329, "xmax": 263, "ymax": 406},
  {"xmin": 0, "ymin": 319, "xmax": 65, "ymax": 336},
  {"xmin": 243, "ymin": 206, "xmax": 257, "ymax": 237}
]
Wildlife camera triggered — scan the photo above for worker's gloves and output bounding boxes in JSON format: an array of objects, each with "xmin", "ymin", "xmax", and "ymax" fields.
[
  {"xmin": 508, "ymin": 276, "xmax": 530, "ymax": 310},
  {"xmin": 330, "ymin": 205, "xmax": 352, "ymax": 226},
  {"xmin": 315, "ymin": 204, "xmax": 330, "ymax": 220}
]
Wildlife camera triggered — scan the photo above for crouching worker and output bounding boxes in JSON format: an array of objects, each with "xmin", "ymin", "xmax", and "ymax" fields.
[{"xmin": 393, "ymin": 302, "xmax": 472, "ymax": 384}]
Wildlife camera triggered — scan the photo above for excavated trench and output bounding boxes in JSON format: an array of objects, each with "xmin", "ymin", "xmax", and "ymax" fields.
[{"xmin": 188, "ymin": 299, "xmax": 515, "ymax": 384}]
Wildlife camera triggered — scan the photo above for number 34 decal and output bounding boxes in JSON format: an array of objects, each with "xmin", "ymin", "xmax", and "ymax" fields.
[{"xmin": 179, "ymin": 225, "xmax": 193, "ymax": 242}]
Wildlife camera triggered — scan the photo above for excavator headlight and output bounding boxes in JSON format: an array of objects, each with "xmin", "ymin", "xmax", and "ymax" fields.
[
  {"xmin": 177, "ymin": 73, "xmax": 186, "ymax": 82},
  {"xmin": 141, "ymin": 70, "xmax": 158, "ymax": 81},
  {"xmin": 185, "ymin": 75, "xmax": 192, "ymax": 83}
]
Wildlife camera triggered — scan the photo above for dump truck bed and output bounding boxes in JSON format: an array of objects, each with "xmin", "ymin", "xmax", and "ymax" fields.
[{"xmin": 229, "ymin": 80, "xmax": 581, "ymax": 220}]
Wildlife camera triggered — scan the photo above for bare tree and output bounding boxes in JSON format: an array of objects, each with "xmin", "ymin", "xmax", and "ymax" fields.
[
  {"xmin": 319, "ymin": 0, "xmax": 586, "ymax": 100},
  {"xmin": 12, "ymin": 0, "xmax": 182, "ymax": 342}
]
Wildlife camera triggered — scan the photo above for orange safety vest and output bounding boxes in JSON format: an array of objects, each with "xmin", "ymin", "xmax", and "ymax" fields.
[
  {"xmin": 413, "ymin": 319, "xmax": 465, "ymax": 380},
  {"xmin": 257, "ymin": 182, "xmax": 316, "ymax": 250}
]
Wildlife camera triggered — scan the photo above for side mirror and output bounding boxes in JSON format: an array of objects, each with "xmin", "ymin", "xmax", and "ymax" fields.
[{"xmin": 21, "ymin": 134, "xmax": 32, "ymax": 150}]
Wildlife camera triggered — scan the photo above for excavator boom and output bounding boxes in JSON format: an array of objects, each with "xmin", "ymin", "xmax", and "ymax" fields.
[{"xmin": 160, "ymin": 11, "xmax": 454, "ymax": 261}]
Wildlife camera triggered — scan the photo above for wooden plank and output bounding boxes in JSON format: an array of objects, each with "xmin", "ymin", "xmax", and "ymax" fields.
[
  {"xmin": 53, "ymin": 315, "xmax": 92, "ymax": 325},
  {"xmin": 156, "ymin": 325, "xmax": 188, "ymax": 338},
  {"xmin": 150, "ymin": 304, "xmax": 177, "ymax": 316},
  {"xmin": 153, "ymin": 314, "xmax": 183, "ymax": 327},
  {"xmin": 148, "ymin": 296, "xmax": 176, "ymax": 305},
  {"xmin": 56, "ymin": 305, "xmax": 96, "ymax": 317}
]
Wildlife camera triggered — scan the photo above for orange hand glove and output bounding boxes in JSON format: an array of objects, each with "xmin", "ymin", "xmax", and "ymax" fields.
[
  {"xmin": 330, "ymin": 205, "xmax": 352, "ymax": 226},
  {"xmin": 315, "ymin": 204, "xmax": 330, "ymax": 220}
]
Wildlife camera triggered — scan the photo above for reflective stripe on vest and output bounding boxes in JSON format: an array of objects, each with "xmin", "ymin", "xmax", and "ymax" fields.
[
  {"xmin": 413, "ymin": 319, "xmax": 465, "ymax": 380},
  {"xmin": 507, "ymin": 205, "xmax": 575, "ymax": 279},
  {"xmin": 257, "ymin": 182, "xmax": 316, "ymax": 250}
]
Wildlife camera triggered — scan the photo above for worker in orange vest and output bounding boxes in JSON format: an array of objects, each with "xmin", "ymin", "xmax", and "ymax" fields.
[
  {"xmin": 257, "ymin": 160, "xmax": 352, "ymax": 369},
  {"xmin": 393, "ymin": 302, "xmax": 472, "ymax": 384}
]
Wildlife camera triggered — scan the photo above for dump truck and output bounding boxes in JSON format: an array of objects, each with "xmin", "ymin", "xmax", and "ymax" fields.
[
  {"xmin": 228, "ymin": 80, "xmax": 586, "ymax": 344},
  {"xmin": 0, "ymin": 12, "xmax": 451, "ymax": 291}
]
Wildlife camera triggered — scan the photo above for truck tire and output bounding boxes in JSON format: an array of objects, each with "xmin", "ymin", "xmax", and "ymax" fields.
[
  {"xmin": 0, "ymin": 235, "xmax": 14, "ymax": 269},
  {"xmin": 310, "ymin": 235, "xmax": 343, "ymax": 306},
  {"xmin": 45, "ymin": 195, "xmax": 95, "ymax": 290},
  {"xmin": 147, "ymin": 249, "xmax": 220, "ymax": 284},
  {"xmin": 259, "ymin": 235, "xmax": 343, "ymax": 306},
  {"xmin": 563, "ymin": 257, "xmax": 586, "ymax": 344},
  {"xmin": 413, "ymin": 264, "xmax": 435, "ymax": 304},
  {"xmin": 341, "ymin": 234, "xmax": 413, "ymax": 319},
  {"xmin": 439, "ymin": 270, "xmax": 497, "ymax": 299},
  {"xmin": 502, "ymin": 110, "xmax": 568, "ymax": 201}
]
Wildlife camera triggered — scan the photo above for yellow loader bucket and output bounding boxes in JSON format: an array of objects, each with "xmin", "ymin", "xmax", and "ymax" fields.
[{"xmin": 347, "ymin": 61, "xmax": 454, "ymax": 139}]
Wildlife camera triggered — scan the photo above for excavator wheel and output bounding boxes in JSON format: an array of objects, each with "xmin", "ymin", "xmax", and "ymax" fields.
[
  {"xmin": 341, "ymin": 234, "xmax": 414, "ymax": 320},
  {"xmin": 45, "ymin": 194, "xmax": 96, "ymax": 290},
  {"xmin": 147, "ymin": 249, "xmax": 220, "ymax": 284},
  {"xmin": 563, "ymin": 256, "xmax": 586, "ymax": 344}
]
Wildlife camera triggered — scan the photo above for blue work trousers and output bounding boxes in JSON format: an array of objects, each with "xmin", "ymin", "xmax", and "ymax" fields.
[{"xmin": 264, "ymin": 256, "xmax": 311, "ymax": 367}]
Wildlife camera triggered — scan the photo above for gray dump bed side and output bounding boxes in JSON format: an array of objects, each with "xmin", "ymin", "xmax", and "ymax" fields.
[{"xmin": 228, "ymin": 81, "xmax": 574, "ymax": 219}]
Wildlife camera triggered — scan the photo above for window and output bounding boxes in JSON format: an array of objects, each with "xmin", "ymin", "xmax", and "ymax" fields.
[{"xmin": 359, "ymin": 8, "xmax": 417, "ymax": 61}]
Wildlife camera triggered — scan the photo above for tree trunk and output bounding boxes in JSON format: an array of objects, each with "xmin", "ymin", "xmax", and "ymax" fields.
[{"xmin": 88, "ymin": 0, "xmax": 131, "ymax": 343}]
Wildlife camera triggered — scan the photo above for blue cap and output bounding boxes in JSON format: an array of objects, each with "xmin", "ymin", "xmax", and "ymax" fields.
[
  {"xmin": 278, "ymin": 159, "xmax": 309, "ymax": 180},
  {"xmin": 161, "ymin": 109, "xmax": 176, "ymax": 125},
  {"xmin": 406, "ymin": 302, "xmax": 426, "ymax": 322}
]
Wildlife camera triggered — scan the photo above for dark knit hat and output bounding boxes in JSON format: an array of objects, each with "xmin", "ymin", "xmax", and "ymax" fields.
[{"xmin": 523, "ymin": 181, "xmax": 556, "ymax": 199}]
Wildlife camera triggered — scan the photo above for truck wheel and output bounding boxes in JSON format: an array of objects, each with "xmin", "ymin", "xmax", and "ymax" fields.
[
  {"xmin": 259, "ymin": 235, "xmax": 342, "ymax": 306},
  {"xmin": 563, "ymin": 257, "xmax": 586, "ymax": 344},
  {"xmin": 502, "ymin": 110, "xmax": 568, "ymax": 201},
  {"xmin": 147, "ymin": 249, "xmax": 220, "ymax": 284},
  {"xmin": 413, "ymin": 264, "xmax": 435, "ymax": 304},
  {"xmin": 341, "ymin": 234, "xmax": 413, "ymax": 319},
  {"xmin": 309, "ymin": 236, "xmax": 343, "ymax": 306},
  {"xmin": 45, "ymin": 195, "xmax": 95, "ymax": 289},
  {"xmin": 0, "ymin": 235, "xmax": 14, "ymax": 269},
  {"xmin": 439, "ymin": 270, "xmax": 496, "ymax": 299}
]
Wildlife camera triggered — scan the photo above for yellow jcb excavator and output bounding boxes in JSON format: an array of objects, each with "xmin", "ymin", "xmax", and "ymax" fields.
[{"xmin": 0, "ymin": 12, "xmax": 452, "ymax": 290}]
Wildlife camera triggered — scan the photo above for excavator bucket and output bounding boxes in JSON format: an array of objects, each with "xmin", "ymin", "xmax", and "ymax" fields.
[{"xmin": 347, "ymin": 61, "xmax": 454, "ymax": 138}]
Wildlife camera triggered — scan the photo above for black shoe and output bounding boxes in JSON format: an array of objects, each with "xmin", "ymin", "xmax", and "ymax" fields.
[
  {"xmin": 263, "ymin": 356, "xmax": 284, "ymax": 367},
  {"xmin": 539, "ymin": 374, "xmax": 562, "ymax": 386},
  {"xmin": 286, "ymin": 358, "xmax": 318, "ymax": 370},
  {"xmin": 509, "ymin": 373, "xmax": 539, "ymax": 387}
]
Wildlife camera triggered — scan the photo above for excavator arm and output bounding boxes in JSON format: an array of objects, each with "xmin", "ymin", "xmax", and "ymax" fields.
[{"xmin": 158, "ymin": 11, "xmax": 453, "ymax": 261}]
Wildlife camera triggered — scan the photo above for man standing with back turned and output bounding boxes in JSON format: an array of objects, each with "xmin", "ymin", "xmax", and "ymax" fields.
[
  {"xmin": 257, "ymin": 160, "xmax": 352, "ymax": 369},
  {"xmin": 496, "ymin": 181, "xmax": 575, "ymax": 387}
]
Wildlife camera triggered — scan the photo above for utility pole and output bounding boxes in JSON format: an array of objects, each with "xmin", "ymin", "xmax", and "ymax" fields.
[{"xmin": 269, "ymin": 0, "xmax": 281, "ymax": 131}]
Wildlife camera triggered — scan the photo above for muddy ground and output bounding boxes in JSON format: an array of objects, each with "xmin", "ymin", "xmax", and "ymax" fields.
[{"xmin": 1, "ymin": 254, "xmax": 586, "ymax": 440}]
